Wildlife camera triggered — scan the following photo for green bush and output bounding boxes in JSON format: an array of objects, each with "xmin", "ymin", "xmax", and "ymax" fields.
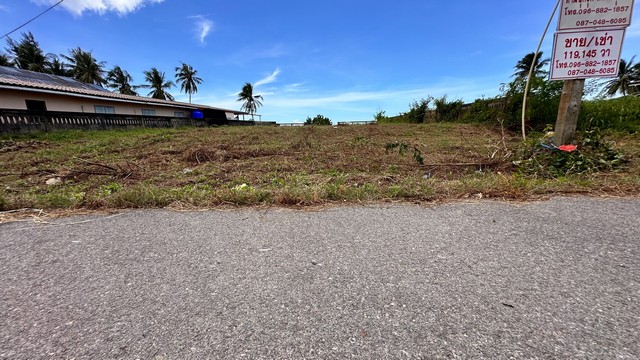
[
  {"xmin": 460, "ymin": 98, "xmax": 501, "ymax": 123},
  {"xmin": 433, "ymin": 96, "xmax": 464, "ymax": 122},
  {"xmin": 580, "ymin": 96, "xmax": 640, "ymax": 132},
  {"xmin": 304, "ymin": 114, "xmax": 332, "ymax": 126},
  {"xmin": 373, "ymin": 110, "xmax": 389, "ymax": 123},
  {"xmin": 501, "ymin": 79, "xmax": 563, "ymax": 131},
  {"xmin": 514, "ymin": 129, "xmax": 628, "ymax": 178},
  {"xmin": 387, "ymin": 98, "xmax": 433, "ymax": 123}
]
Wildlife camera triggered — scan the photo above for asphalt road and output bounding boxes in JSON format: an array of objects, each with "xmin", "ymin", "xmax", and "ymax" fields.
[{"xmin": 1, "ymin": 197, "xmax": 639, "ymax": 359}]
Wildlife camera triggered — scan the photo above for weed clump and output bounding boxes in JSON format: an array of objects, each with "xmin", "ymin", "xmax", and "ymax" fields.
[{"xmin": 515, "ymin": 129, "xmax": 628, "ymax": 178}]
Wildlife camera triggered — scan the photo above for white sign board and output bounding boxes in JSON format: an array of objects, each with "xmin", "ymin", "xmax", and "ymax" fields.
[
  {"xmin": 550, "ymin": 29, "xmax": 625, "ymax": 80},
  {"xmin": 558, "ymin": 0, "xmax": 634, "ymax": 30}
]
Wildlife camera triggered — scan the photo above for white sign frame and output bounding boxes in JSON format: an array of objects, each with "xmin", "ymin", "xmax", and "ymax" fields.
[
  {"xmin": 558, "ymin": 0, "xmax": 634, "ymax": 31},
  {"xmin": 550, "ymin": 28, "xmax": 625, "ymax": 80}
]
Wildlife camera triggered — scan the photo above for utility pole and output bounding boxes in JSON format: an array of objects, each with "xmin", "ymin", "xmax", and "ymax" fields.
[{"xmin": 554, "ymin": 79, "xmax": 585, "ymax": 145}]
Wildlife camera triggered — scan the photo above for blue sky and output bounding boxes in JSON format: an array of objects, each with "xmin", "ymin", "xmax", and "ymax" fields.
[{"xmin": 1, "ymin": 0, "xmax": 639, "ymax": 123}]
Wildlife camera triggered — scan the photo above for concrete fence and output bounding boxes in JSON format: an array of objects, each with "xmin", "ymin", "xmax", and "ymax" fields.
[{"xmin": 0, "ymin": 109, "xmax": 215, "ymax": 134}]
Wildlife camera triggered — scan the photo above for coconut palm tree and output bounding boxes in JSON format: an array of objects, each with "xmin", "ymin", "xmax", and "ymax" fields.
[
  {"xmin": 142, "ymin": 68, "xmax": 175, "ymax": 100},
  {"xmin": 45, "ymin": 54, "xmax": 71, "ymax": 76},
  {"xmin": 175, "ymin": 62, "xmax": 203, "ymax": 103},
  {"xmin": 106, "ymin": 66, "xmax": 138, "ymax": 95},
  {"xmin": 237, "ymin": 82, "xmax": 263, "ymax": 120},
  {"xmin": 63, "ymin": 47, "xmax": 106, "ymax": 86},
  {"xmin": 600, "ymin": 56, "xmax": 639, "ymax": 97},
  {"xmin": 6, "ymin": 32, "xmax": 49, "ymax": 72},
  {"xmin": 513, "ymin": 51, "xmax": 550, "ymax": 80}
]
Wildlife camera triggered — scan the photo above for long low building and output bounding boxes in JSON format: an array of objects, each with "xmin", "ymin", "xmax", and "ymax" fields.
[{"xmin": 0, "ymin": 66, "xmax": 249, "ymax": 132}]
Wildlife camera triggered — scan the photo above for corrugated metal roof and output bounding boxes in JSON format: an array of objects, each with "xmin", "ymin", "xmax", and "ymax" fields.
[
  {"xmin": 0, "ymin": 66, "xmax": 247, "ymax": 114},
  {"xmin": 0, "ymin": 66, "xmax": 107, "ymax": 92}
]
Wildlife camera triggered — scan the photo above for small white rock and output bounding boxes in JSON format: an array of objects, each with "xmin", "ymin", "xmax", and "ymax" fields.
[{"xmin": 46, "ymin": 177, "xmax": 62, "ymax": 186}]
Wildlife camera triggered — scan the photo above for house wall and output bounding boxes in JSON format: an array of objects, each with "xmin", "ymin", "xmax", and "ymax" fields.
[{"xmin": 0, "ymin": 89, "xmax": 191, "ymax": 117}]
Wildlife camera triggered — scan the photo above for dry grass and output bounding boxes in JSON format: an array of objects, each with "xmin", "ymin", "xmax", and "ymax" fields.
[{"xmin": 0, "ymin": 123, "xmax": 638, "ymax": 215}]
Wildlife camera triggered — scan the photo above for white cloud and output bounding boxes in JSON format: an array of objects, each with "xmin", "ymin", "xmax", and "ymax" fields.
[
  {"xmin": 189, "ymin": 15, "xmax": 213, "ymax": 44},
  {"xmin": 32, "ymin": 0, "xmax": 164, "ymax": 16},
  {"xmin": 283, "ymin": 83, "xmax": 308, "ymax": 93},
  {"xmin": 254, "ymin": 68, "xmax": 281, "ymax": 87}
]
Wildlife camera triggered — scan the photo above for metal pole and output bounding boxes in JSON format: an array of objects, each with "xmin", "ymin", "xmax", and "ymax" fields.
[{"xmin": 521, "ymin": 0, "xmax": 561, "ymax": 140}]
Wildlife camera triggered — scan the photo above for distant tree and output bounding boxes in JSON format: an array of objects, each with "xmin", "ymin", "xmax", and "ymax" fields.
[
  {"xmin": 46, "ymin": 54, "xmax": 71, "ymax": 76},
  {"xmin": 513, "ymin": 51, "xmax": 550, "ymax": 80},
  {"xmin": 0, "ymin": 53, "xmax": 13, "ymax": 67},
  {"xmin": 142, "ymin": 67, "xmax": 175, "ymax": 100},
  {"xmin": 599, "ymin": 56, "xmax": 639, "ymax": 97},
  {"xmin": 175, "ymin": 62, "xmax": 202, "ymax": 103},
  {"xmin": 237, "ymin": 82, "xmax": 263, "ymax": 120},
  {"xmin": 106, "ymin": 66, "xmax": 138, "ymax": 95},
  {"xmin": 304, "ymin": 114, "xmax": 332, "ymax": 126},
  {"xmin": 6, "ymin": 32, "xmax": 49, "ymax": 72},
  {"xmin": 63, "ymin": 47, "xmax": 106, "ymax": 85}
]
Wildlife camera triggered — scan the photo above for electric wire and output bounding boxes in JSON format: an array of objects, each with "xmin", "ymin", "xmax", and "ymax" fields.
[{"xmin": 1, "ymin": 0, "xmax": 65, "ymax": 40}]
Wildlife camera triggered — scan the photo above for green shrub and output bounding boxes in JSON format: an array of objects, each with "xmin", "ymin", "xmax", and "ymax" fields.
[
  {"xmin": 434, "ymin": 96, "xmax": 464, "ymax": 122},
  {"xmin": 514, "ymin": 129, "xmax": 628, "ymax": 178},
  {"xmin": 385, "ymin": 141, "xmax": 424, "ymax": 165},
  {"xmin": 386, "ymin": 98, "xmax": 433, "ymax": 123},
  {"xmin": 580, "ymin": 96, "xmax": 640, "ymax": 132},
  {"xmin": 501, "ymin": 79, "xmax": 563, "ymax": 131},
  {"xmin": 304, "ymin": 114, "xmax": 332, "ymax": 126},
  {"xmin": 373, "ymin": 110, "xmax": 389, "ymax": 123},
  {"xmin": 460, "ymin": 98, "xmax": 502, "ymax": 123}
]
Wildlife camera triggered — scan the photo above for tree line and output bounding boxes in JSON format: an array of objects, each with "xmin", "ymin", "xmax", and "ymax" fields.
[
  {"xmin": 377, "ymin": 51, "xmax": 639, "ymax": 129},
  {"xmin": 1, "ymin": 32, "xmax": 265, "ymax": 118}
]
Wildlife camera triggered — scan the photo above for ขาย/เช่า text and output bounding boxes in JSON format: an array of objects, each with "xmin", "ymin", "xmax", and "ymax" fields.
[{"xmin": 563, "ymin": 33, "xmax": 614, "ymax": 48}]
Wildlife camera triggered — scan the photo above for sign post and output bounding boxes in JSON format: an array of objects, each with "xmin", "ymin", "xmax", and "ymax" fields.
[{"xmin": 551, "ymin": 0, "xmax": 634, "ymax": 145}]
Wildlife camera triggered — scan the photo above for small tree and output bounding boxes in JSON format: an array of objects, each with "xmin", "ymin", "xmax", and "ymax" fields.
[{"xmin": 304, "ymin": 114, "xmax": 332, "ymax": 125}]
